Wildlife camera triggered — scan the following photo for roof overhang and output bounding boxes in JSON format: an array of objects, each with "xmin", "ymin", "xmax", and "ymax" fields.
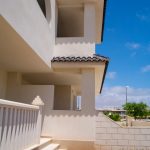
[
  {"xmin": 99, "ymin": 60, "xmax": 108, "ymax": 93},
  {"xmin": 93, "ymin": 0, "xmax": 107, "ymax": 43},
  {"xmin": 51, "ymin": 55, "xmax": 109, "ymax": 94},
  {"xmin": 0, "ymin": 16, "xmax": 51, "ymax": 73}
]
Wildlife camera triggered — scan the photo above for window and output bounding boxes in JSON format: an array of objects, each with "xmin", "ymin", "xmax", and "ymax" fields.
[{"xmin": 73, "ymin": 96, "xmax": 81, "ymax": 110}]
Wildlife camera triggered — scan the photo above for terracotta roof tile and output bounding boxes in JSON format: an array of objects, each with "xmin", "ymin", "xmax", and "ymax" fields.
[{"xmin": 51, "ymin": 54, "xmax": 109, "ymax": 63}]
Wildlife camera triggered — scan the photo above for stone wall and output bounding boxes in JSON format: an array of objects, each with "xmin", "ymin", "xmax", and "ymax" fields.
[{"xmin": 95, "ymin": 112, "xmax": 150, "ymax": 150}]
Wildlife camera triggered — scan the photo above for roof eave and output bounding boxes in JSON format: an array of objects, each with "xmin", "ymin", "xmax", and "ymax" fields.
[
  {"xmin": 99, "ymin": 60, "xmax": 109, "ymax": 93},
  {"xmin": 96, "ymin": 0, "xmax": 107, "ymax": 43},
  {"xmin": 100, "ymin": 0, "xmax": 107, "ymax": 43}
]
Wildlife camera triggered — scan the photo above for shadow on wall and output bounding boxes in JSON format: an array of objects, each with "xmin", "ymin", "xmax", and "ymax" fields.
[
  {"xmin": 37, "ymin": 0, "xmax": 52, "ymax": 24},
  {"xmin": 56, "ymin": 37, "xmax": 96, "ymax": 44},
  {"xmin": 43, "ymin": 109, "xmax": 99, "ymax": 117}
]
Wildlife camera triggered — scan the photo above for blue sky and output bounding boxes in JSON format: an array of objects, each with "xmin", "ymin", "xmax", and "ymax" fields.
[{"xmin": 96, "ymin": 0, "xmax": 150, "ymax": 107}]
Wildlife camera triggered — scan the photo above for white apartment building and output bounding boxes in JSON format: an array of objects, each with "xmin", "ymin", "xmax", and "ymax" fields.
[{"xmin": 0, "ymin": 0, "xmax": 108, "ymax": 149}]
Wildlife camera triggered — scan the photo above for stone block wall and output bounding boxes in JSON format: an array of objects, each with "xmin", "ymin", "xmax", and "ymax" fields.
[{"xmin": 95, "ymin": 112, "xmax": 150, "ymax": 150}]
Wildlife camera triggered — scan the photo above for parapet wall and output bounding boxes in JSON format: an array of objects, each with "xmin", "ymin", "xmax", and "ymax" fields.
[{"xmin": 95, "ymin": 112, "xmax": 150, "ymax": 150}]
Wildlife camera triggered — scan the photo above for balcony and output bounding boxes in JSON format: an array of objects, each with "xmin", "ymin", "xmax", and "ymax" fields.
[{"xmin": 0, "ymin": 97, "xmax": 61, "ymax": 150}]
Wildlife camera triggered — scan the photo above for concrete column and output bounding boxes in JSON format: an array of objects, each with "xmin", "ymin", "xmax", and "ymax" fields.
[
  {"xmin": 32, "ymin": 96, "xmax": 44, "ymax": 143},
  {"xmin": 84, "ymin": 3, "xmax": 96, "ymax": 41},
  {"xmin": 81, "ymin": 69, "xmax": 95, "ymax": 112}
]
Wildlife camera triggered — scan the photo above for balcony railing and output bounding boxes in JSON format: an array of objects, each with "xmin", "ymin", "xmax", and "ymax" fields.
[{"xmin": 0, "ymin": 97, "xmax": 43, "ymax": 150}]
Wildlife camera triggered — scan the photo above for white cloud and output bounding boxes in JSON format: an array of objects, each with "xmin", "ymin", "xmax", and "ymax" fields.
[
  {"xmin": 96, "ymin": 86, "xmax": 150, "ymax": 109},
  {"xmin": 125, "ymin": 42, "xmax": 141, "ymax": 49},
  {"xmin": 136, "ymin": 13, "xmax": 148, "ymax": 21},
  {"xmin": 106, "ymin": 72, "xmax": 117, "ymax": 79},
  {"xmin": 142, "ymin": 65, "xmax": 150, "ymax": 72}
]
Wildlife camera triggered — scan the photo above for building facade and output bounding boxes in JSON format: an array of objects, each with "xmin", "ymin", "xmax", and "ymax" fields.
[{"xmin": 0, "ymin": 0, "xmax": 108, "ymax": 149}]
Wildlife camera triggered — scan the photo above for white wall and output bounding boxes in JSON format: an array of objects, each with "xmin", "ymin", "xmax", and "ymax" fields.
[
  {"xmin": 5, "ymin": 71, "xmax": 97, "ymax": 141},
  {"xmin": 6, "ymin": 72, "xmax": 22, "ymax": 101},
  {"xmin": 84, "ymin": 3, "xmax": 96, "ymax": 42},
  {"xmin": 18, "ymin": 85, "xmax": 54, "ymax": 106},
  {"xmin": 0, "ymin": 0, "xmax": 97, "ymax": 60},
  {"xmin": 53, "ymin": 3, "xmax": 96, "ymax": 57},
  {"xmin": 6, "ymin": 73, "xmax": 54, "ymax": 104},
  {"xmin": 81, "ymin": 69, "xmax": 95, "ymax": 112},
  {"xmin": 42, "ymin": 110, "xmax": 97, "ymax": 141},
  {"xmin": 0, "ymin": 70, "xmax": 7, "ymax": 99},
  {"xmin": 0, "ymin": 0, "xmax": 55, "ymax": 67},
  {"xmin": 54, "ymin": 42, "xmax": 95, "ymax": 57},
  {"xmin": 95, "ymin": 112, "xmax": 150, "ymax": 149},
  {"xmin": 42, "ymin": 69, "xmax": 97, "ymax": 141}
]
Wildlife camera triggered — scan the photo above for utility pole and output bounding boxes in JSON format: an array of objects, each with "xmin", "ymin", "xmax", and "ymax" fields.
[
  {"xmin": 126, "ymin": 86, "xmax": 128, "ymax": 105},
  {"xmin": 125, "ymin": 86, "xmax": 128, "ymax": 126}
]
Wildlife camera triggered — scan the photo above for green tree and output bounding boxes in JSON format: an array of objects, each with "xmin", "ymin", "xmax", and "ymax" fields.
[
  {"xmin": 109, "ymin": 113, "xmax": 121, "ymax": 121},
  {"xmin": 123, "ymin": 102, "xmax": 148, "ymax": 119},
  {"xmin": 104, "ymin": 112, "xmax": 121, "ymax": 121}
]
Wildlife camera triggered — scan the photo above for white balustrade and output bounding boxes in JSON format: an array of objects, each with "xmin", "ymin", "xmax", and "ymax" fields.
[{"xmin": 0, "ymin": 98, "xmax": 43, "ymax": 150}]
